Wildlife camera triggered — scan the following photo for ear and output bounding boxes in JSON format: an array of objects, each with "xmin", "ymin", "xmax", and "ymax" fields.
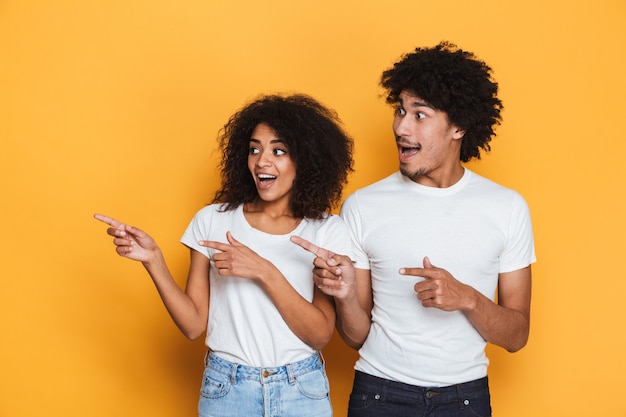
[{"xmin": 451, "ymin": 125, "xmax": 466, "ymax": 140}]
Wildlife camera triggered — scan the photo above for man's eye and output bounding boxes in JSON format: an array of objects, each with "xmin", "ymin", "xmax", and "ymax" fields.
[
  {"xmin": 417, "ymin": 112, "xmax": 426, "ymax": 119},
  {"xmin": 396, "ymin": 107, "xmax": 406, "ymax": 116}
]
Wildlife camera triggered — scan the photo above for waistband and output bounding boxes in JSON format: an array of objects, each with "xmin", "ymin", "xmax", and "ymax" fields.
[
  {"xmin": 204, "ymin": 351, "xmax": 325, "ymax": 384},
  {"xmin": 353, "ymin": 370, "xmax": 489, "ymax": 403}
]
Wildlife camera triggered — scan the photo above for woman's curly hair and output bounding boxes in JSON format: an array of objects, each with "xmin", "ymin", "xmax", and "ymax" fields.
[
  {"xmin": 381, "ymin": 41, "xmax": 503, "ymax": 162},
  {"xmin": 212, "ymin": 93, "xmax": 354, "ymax": 219}
]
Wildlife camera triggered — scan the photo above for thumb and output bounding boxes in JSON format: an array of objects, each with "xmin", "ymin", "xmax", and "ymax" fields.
[
  {"xmin": 423, "ymin": 256, "xmax": 434, "ymax": 269},
  {"xmin": 226, "ymin": 231, "xmax": 239, "ymax": 245}
]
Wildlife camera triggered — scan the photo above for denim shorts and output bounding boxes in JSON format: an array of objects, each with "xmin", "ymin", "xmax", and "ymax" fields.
[
  {"xmin": 348, "ymin": 371, "xmax": 491, "ymax": 417},
  {"xmin": 198, "ymin": 351, "xmax": 332, "ymax": 417}
]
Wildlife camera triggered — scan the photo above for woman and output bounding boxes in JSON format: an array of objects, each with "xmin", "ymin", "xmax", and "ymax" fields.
[{"xmin": 95, "ymin": 93, "xmax": 354, "ymax": 417}]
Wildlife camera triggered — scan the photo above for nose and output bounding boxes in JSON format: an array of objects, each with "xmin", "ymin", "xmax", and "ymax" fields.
[
  {"xmin": 393, "ymin": 115, "xmax": 411, "ymax": 138},
  {"xmin": 256, "ymin": 149, "xmax": 272, "ymax": 167}
]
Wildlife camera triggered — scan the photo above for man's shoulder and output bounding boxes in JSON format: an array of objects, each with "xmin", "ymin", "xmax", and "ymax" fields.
[
  {"xmin": 467, "ymin": 170, "xmax": 528, "ymax": 207},
  {"xmin": 350, "ymin": 172, "xmax": 402, "ymax": 196},
  {"xmin": 341, "ymin": 172, "xmax": 404, "ymax": 216}
]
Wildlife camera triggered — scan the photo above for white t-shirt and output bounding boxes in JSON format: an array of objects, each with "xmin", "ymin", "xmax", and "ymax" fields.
[
  {"xmin": 341, "ymin": 169, "xmax": 536, "ymax": 386},
  {"xmin": 181, "ymin": 204, "xmax": 352, "ymax": 367}
]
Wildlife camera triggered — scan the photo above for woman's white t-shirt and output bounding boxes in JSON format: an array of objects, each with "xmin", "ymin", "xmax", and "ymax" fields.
[{"xmin": 181, "ymin": 204, "xmax": 352, "ymax": 367}]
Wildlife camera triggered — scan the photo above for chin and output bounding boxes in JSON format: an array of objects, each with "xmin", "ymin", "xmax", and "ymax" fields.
[{"xmin": 400, "ymin": 165, "xmax": 426, "ymax": 179}]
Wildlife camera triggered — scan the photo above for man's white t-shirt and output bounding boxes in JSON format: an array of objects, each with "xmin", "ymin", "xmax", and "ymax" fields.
[{"xmin": 341, "ymin": 169, "xmax": 536, "ymax": 386}]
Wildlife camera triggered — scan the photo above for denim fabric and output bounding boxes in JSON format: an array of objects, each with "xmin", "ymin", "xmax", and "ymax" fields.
[
  {"xmin": 347, "ymin": 371, "xmax": 491, "ymax": 417},
  {"xmin": 198, "ymin": 351, "xmax": 332, "ymax": 417}
]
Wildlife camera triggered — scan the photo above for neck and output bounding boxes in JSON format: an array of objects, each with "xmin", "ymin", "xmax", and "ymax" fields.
[
  {"xmin": 243, "ymin": 200, "xmax": 301, "ymax": 235},
  {"xmin": 409, "ymin": 164, "xmax": 465, "ymax": 188},
  {"xmin": 244, "ymin": 199, "xmax": 294, "ymax": 219}
]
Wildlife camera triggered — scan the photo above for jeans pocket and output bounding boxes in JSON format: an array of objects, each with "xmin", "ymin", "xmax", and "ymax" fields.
[
  {"xmin": 199, "ymin": 366, "xmax": 231, "ymax": 399},
  {"xmin": 294, "ymin": 368, "xmax": 330, "ymax": 400},
  {"xmin": 348, "ymin": 386, "xmax": 379, "ymax": 411},
  {"xmin": 460, "ymin": 390, "xmax": 492, "ymax": 417}
]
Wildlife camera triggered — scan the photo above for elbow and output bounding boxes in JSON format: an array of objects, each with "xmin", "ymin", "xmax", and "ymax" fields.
[
  {"xmin": 338, "ymin": 329, "xmax": 368, "ymax": 351},
  {"xmin": 309, "ymin": 341, "xmax": 329, "ymax": 351},
  {"xmin": 308, "ymin": 329, "xmax": 335, "ymax": 351},
  {"xmin": 181, "ymin": 325, "xmax": 206, "ymax": 341},
  {"xmin": 506, "ymin": 343, "xmax": 525, "ymax": 353},
  {"xmin": 185, "ymin": 332, "xmax": 203, "ymax": 341},
  {"xmin": 506, "ymin": 335, "xmax": 529, "ymax": 353},
  {"xmin": 505, "ymin": 327, "xmax": 530, "ymax": 353},
  {"xmin": 346, "ymin": 339, "xmax": 364, "ymax": 351}
]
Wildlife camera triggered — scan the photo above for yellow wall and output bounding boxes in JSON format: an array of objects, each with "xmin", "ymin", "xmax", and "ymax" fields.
[{"xmin": 1, "ymin": 1, "xmax": 625, "ymax": 416}]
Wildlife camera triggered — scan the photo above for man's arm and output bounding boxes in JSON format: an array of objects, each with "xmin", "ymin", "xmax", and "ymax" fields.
[
  {"xmin": 404, "ymin": 257, "xmax": 532, "ymax": 352},
  {"xmin": 290, "ymin": 236, "xmax": 374, "ymax": 350},
  {"xmin": 466, "ymin": 266, "xmax": 532, "ymax": 352},
  {"xmin": 334, "ymin": 268, "xmax": 373, "ymax": 349}
]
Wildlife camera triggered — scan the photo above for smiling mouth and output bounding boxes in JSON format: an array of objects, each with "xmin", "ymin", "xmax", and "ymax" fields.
[
  {"xmin": 398, "ymin": 143, "xmax": 421, "ymax": 157},
  {"xmin": 257, "ymin": 174, "xmax": 277, "ymax": 182}
]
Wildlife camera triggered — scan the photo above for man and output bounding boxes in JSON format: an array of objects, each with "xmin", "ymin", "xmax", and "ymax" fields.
[{"xmin": 292, "ymin": 41, "xmax": 535, "ymax": 416}]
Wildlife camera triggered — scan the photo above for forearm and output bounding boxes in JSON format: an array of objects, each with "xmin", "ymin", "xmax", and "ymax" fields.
[
  {"xmin": 142, "ymin": 253, "xmax": 207, "ymax": 340},
  {"xmin": 279, "ymin": 301, "xmax": 335, "ymax": 351},
  {"xmin": 465, "ymin": 290, "xmax": 530, "ymax": 352},
  {"xmin": 261, "ymin": 268, "xmax": 335, "ymax": 351},
  {"xmin": 334, "ymin": 294, "xmax": 371, "ymax": 349}
]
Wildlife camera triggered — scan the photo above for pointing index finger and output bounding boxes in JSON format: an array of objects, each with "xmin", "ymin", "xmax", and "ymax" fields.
[
  {"xmin": 94, "ymin": 213, "xmax": 124, "ymax": 229},
  {"xmin": 290, "ymin": 235, "xmax": 333, "ymax": 259},
  {"xmin": 399, "ymin": 267, "xmax": 429, "ymax": 277},
  {"xmin": 199, "ymin": 240, "xmax": 228, "ymax": 251}
]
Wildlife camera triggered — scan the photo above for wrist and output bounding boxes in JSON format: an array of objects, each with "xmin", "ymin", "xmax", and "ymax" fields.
[
  {"xmin": 141, "ymin": 247, "xmax": 164, "ymax": 268},
  {"xmin": 334, "ymin": 284, "xmax": 359, "ymax": 305},
  {"xmin": 461, "ymin": 284, "xmax": 480, "ymax": 313}
]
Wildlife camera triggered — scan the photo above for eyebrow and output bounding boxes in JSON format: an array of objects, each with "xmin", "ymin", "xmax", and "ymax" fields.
[
  {"xmin": 399, "ymin": 97, "xmax": 434, "ymax": 109},
  {"xmin": 249, "ymin": 138, "xmax": 285, "ymax": 144}
]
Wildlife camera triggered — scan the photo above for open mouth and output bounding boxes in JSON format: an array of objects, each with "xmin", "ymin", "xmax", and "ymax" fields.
[
  {"xmin": 256, "ymin": 174, "xmax": 277, "ymax": 189},
  {"xmin": 258, "ymin": 174, "xmax": 277, "ymax": 182},
  {"xmin": 398, "ymin": 144, "xmax": 421, "ymax": 161}
]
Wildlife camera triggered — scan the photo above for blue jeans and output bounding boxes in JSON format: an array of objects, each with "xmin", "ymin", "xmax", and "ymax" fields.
[
  {"xmin": 348, "ymin": 371, "xmax": 491, "ymax": 417},
  {"xmin": 198, "ymin": 351, "xmax": 332, "ymax": 417}
]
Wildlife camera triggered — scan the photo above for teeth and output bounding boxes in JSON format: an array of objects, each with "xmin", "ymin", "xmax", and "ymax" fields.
[
  {"xmin": 258, "ymin": 174, "xmax": 276, "ymax": 180},
  {"xmin": 401, "ymin": 145, "xmax": 420, "ymax": 152}
]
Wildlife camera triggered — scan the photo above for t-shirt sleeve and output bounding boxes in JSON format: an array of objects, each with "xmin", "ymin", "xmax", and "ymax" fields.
[
  {"xmin": 316, "ymin": 214, "xmax": 355, "ymax": 261},
  {"xmin": 499, "ymin": 192, "xmax": 536, "ymax": 273},
  {"xmin": 339, "ymin": 193, "xmax": 371, "ymax": 270},
  {"xmin": 180, "ymin": 206, "xmax": 213, "ymax": 259}
]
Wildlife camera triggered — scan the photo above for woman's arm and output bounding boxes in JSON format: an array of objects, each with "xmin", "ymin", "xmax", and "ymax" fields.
[
  {"xmin": 95, "ymin": 214, "xmax": 210, "ymax": 340},
  {"xmin": 200, "ymin": 231, "xmax": 336, "ymax": 350}
]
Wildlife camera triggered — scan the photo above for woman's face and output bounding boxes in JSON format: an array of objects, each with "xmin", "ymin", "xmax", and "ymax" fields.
[{"xmin": 247, "ymin": 123, "xmax": 297, "ymax": 205}]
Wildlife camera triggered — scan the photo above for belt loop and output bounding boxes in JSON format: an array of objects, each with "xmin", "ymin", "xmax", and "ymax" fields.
[
  {"xmin": 456, "ymin": 382, "xmax": 469, "ymax": 409},
  {"xmin": 318, "ymin": 351, "xmax": 325, "ymax": 366},
  {"xmin": 230, "ymin": 362, "xmax": 238, "ymax": 384},
  {"xmin": 286, "ymin": 362, "xmax": 296, "ymax": 384}
]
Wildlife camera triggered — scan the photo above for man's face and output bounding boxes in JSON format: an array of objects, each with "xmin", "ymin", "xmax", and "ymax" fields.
[{"xmin": 393, "ymin": 91, "xmax": 464, "ymax": 185}]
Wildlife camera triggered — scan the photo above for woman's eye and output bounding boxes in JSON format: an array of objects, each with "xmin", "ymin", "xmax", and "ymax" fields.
[
  {"xmin": 249, "ymin": 147, "xmax": 260, "ymax": 155},
  {"xmin": 274, "ymin": 149, "xmax": 287, "ymax": 156}
]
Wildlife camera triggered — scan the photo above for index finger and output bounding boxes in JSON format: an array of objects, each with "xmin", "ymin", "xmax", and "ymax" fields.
[
  {"xmin": 399, "ymin": 267, "xmax": 431, "ymax": 278},
  {"xmin": 290, "ymin": 235, "xmax": 333, "ymax": 259},
  {"xmin": 94, "ymin": 213, "xmax": 125, "ymax": 229},
  {"xmin": 198, "ymin": 240, "xmax": 229, "ymax": 252}
]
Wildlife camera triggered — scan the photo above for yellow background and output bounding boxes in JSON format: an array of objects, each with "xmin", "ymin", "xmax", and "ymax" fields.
[{"xmin": 1, "ymin": 1, "xmax": 625, "ymax": 416}]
